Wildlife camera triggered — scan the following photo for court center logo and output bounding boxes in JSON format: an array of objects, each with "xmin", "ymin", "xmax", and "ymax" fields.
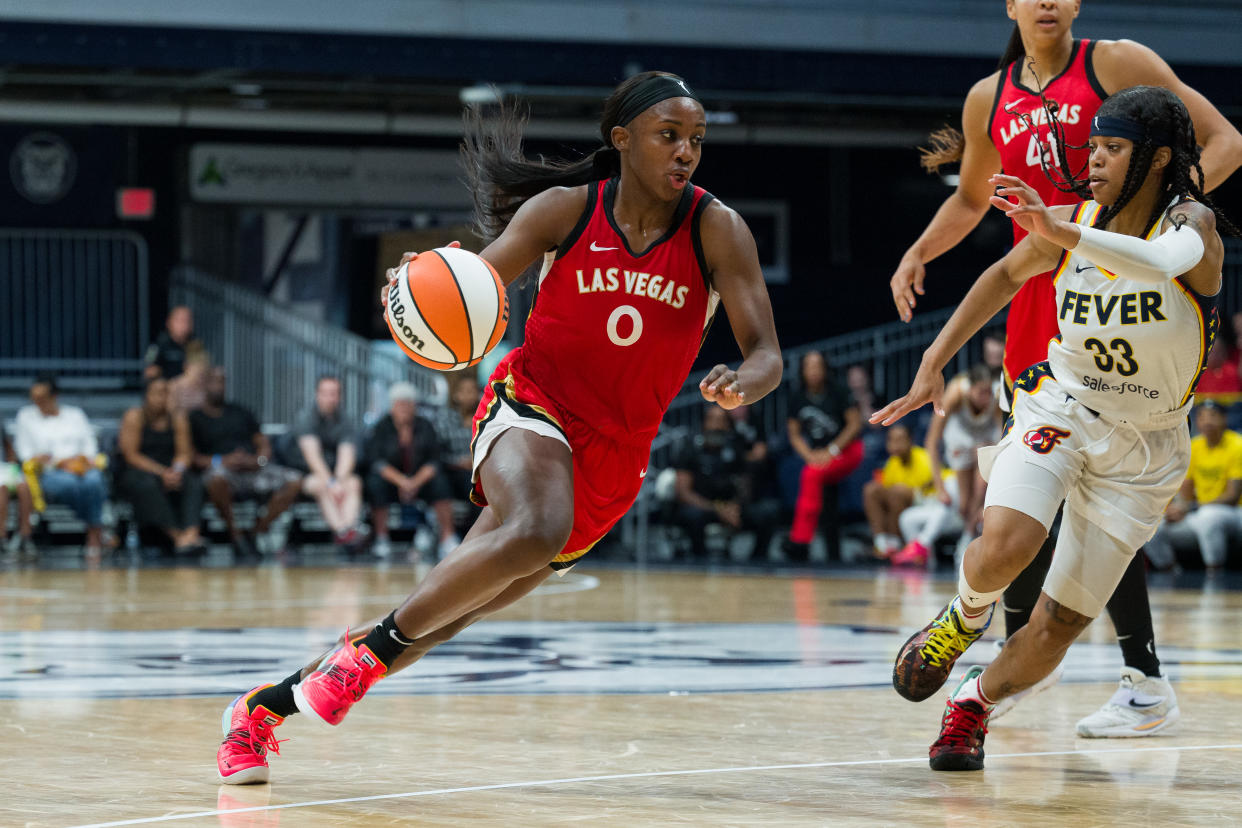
[
  {"xmin": 10, "ymin": 132, "xmax": 77, "ymax": 204},
  {"xmin": 1023, "ymin": 425, "xmax": 1071, "ymax": 454}
]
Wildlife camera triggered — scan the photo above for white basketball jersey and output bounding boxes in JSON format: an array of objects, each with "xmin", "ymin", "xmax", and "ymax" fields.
[{"xmin": 1046, "ymin": 200, "xmax": 1217, "ymax": 424}]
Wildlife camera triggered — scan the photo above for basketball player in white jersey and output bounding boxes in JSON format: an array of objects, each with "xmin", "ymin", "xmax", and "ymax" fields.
[{"xmin": 872, "ymin": 84, "xmax": 1232, "ymax": 770}]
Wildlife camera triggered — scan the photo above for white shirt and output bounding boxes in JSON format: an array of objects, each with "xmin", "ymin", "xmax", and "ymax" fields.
[
  {"xmin": 13, "ymin": 404, "xmax": 98, "ymax": 463},
  {"xmin": 1047, "ymin": 199, "xmax": 1214, "ymax": 427}
]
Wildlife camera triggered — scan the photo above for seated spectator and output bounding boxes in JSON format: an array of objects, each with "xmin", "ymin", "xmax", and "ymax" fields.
[
  {"xmin": 117, "ymin": 378, "xmax": 206, "ymax": 554},
  {"xmin": 190, "ymin": 368, "xmax": 302, "ymax": 558},
  {"xmin": 1193, "ymin": 337, "xmax": 1242, "ymax": 408},
  {"xmin": 431, "ymin": 372, "xmax": 485, "ymax": 541},
  {"xmin": 1146, "ymin": 401, "xmax": 1241, "ymax": 574},
  {"xmin": 169, "ymin": 346, "xmax": 211, "ymax": 413},
  {"xmin": 1, "ymin": 428, "xmax": 34, "ymax": 559},
  {"xmin": 144, "ymin": 304, "xmax": 203, "ymax": 380},
  {"xmin": 13, "ymin": 375, "xmax": 108, "ymax": 560},
  {"xmin": 289, "ymin": 375, "xmax": 365, "ymax": 548},
  {"xmin": 863, "ymin": 424, "xmax": 935, "ymax": 559},
  {"xmin": 785, "ymin": 351, "xmax": 863, "ymax": 562},
  {"xmin": 846, "ymin": 363, "xmax": 881, "ymax": 426},
  {"xmin": 896, "ymin": 472, "xmax": 964, "ymax": 569},
  {"xmin": 897, "ymin": 363, "xmax": 1001, "ymax": 566},
  {"xmin": 672, "ymin": 404, "xmax": 782, "ymax": 561},
  {"xmin": 366, "ymin": 382, "xmax": 457, "ymax": 559}
]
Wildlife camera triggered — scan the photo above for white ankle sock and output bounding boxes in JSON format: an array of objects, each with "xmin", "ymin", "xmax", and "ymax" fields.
[
  {"xmin": 953, "ymin": 673, "xmax": 996, "ymax": 709},
  {"xmin": 952, "ymin": 595, "xmax": 993, "ymax": 630}
]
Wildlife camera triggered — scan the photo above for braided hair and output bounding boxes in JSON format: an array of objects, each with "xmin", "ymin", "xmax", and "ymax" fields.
[
  {"xmin": 1057, "ymin": 86, "xmax": 1238, "ymax": 235},
  {"xmin": 460, "ymin": 71, "xmax": 693, "ymax": 241}
]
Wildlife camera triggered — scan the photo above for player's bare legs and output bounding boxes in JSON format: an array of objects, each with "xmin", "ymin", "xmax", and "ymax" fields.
[{"xmin": 981, "ymin": 592, "xmax": 1090, "ymax": 700}]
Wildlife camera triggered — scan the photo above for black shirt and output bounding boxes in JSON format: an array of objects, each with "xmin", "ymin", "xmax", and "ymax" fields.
[
  {"xmin": 366, "ymin": 414, "xmax": 442, "ymax": 477},
  {"xmin": 673, "ymin": 429, "xmax": 749, "ymax": 502},
  {"xmin": 190, "ymin": 403, "xmax": 260, "ymax": 456},
  {"xmin": 290, "ymin": 407, "xmax": 358, "ymax": 471},
  {"xmin": 145, "ymin": 331, "xmax": 196, "ymax": 379},
  {"xmin": 789, "ymin": 384, "xmax": 854, "ymax": 449}
]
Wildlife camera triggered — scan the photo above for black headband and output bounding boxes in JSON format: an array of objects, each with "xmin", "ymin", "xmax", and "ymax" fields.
[
  {"xmin": 1091, "ymin": 114, "xmax": 1173, "ymax": 147},
  {"xmin": 615, "ymin": 75, "xmax": 700, "ymax": 127}
]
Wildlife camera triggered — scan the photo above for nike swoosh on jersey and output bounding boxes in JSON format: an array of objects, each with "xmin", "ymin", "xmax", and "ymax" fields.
[
  {"xmin": 639, "ymin": 468, "xmax": 647, "ymax": 478},
  {"xmin": 1075, "ymin": 264, "xmax": 1095, "ymax": 273},
  {"xmin": 590, "ymin": 241, "xmax": 619, "ymax": 252}
]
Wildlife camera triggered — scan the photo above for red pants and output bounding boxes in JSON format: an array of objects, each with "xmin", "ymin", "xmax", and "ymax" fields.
[{"xmin": 790, "ymin": 441, "xmax": 863, "ymax": 544}]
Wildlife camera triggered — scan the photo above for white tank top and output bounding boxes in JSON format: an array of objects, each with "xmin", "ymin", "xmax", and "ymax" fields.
[{"xmin": 1046, "ymin": 199, "xmax": 1217, "ymax": 425}]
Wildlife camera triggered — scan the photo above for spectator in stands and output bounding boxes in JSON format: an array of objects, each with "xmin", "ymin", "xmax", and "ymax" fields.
[
  {"xmin": 1, "ymin": 429, "xmax": 34, "ymax": 559},
  {"xmin": 846, "ymin": 363, "xmax": 881, "ymax": 426},
  {"xmin": 672, "ymin": 404, "xmax": 782, "ymax": 561},
  {"xmin": 366, "ymin": 382, "xmax": 457, "ymax": 560},
  {"xmin": 1145, "ymin": 401, "xmax": 1242, "ymax": 574},
  {"xmin": 117, "ymin": 378, "xmax": 205, "ymax": 554},
  {"xmin": 144, "ymin": 305, "xmax": 202, "ymax": 380},
  {"xmin": 982, "ymin": 331, "xmax": 1006, "ymax": 380},
  {"xmin": 291, "ymin": 375, "xmax": 365, "ymax": 548},
  {"xmin": 170, "ymin": 347, "xmax": 211, "ymax": 413},
  {"xmin": 863, "ymin": 423, "xmax": 935, "ymax": 559},
  {"xmin": 1193, "ymin": 336, "xmax": 1242, "ymax": 408},
  {"xmin": 13, "ymin": 375, "xmax": 108, "ymax": 560},
  {"xmin": 431, "ymin": 372, "xmax": 484, "ymax": 542},
  {"xmin": 784, "ymin": 351, "xmax": 863, "ymax": 562},
  {"xmin": 190, "ymin": 367, "xmax": 302, "ymax": 558}
]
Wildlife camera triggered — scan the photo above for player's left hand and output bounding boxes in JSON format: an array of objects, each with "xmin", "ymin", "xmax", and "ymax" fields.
[
  {"xmin": 870, "ymin": 365, "xmax": 946, "ymax": 426},
  {"xmin": 989, "ymin": 174, "xmax": 1061, "ymax": 239},
  {"xmin": 699, "ymin": 365, "xmax": 746, "ymax": 409}
]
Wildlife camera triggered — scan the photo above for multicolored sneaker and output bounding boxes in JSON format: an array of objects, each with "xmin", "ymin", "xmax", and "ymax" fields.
[
  {"xmin": 1075, "ymin": 668, "xmax": 1180, "ymax": 738},
  {"xmin": 217, "ymin": 685, "xmax": 286, "ymax": 785},
  {"xmin": 292, "ymin": 637, "xmax": 386, "ymax": 726},
  {"xmin": 929, "ymin": 666, "xmax": 991, "ymax": 771},
  {"xmin": 893, "ymin": 599, "xmax": 991, "ymax": 701}
]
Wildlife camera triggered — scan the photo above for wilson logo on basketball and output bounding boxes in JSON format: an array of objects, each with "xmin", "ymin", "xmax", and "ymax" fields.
[{"xmin": 1023, "ymin": 426, "xmax": 1071, "ymax": 454}]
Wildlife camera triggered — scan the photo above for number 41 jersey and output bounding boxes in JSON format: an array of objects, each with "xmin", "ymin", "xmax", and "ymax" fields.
[
  {"xmin": 514, "ymin": 177, "xmax": 720, "ymax": 445},
  {"xmin": 1047, "ymin": 199, "xmax": 1217, "ymax": 425}
]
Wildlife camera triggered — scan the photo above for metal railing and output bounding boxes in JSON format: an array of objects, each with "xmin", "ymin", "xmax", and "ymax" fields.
[
  {"xmin": 170, "ymin": 267, "xmax": 447, "ymax": 428},
  {"xmin": 0, "ymin": 229, "xmax": 149, "ymax": 389}
]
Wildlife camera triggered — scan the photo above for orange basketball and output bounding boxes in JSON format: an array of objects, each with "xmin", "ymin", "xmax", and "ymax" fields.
[{"xmin": 384, "ymin": 247, "xmax": 509, "ymax": 371}]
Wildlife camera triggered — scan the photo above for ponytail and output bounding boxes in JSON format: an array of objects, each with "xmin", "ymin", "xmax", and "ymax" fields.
[
  {"xmin": 919, "ymin": 126, "xmax": 966, "ymax": 174},
  {"xmin": 997, "ymin": 24, "xmax": 1025, "ymax": 71},
  {"xmin": 460, "ymin": 70, "xmax": 694, "ymax": 242}
]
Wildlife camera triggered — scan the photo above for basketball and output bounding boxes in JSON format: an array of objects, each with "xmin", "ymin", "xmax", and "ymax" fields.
[{"xmin": 384, "ymin": 247, "xmax": 509, "ymax": 371}]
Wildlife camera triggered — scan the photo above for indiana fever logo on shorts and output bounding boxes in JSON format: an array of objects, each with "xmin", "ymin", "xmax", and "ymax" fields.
[{"xmin": 1023, "ymin": 425, "xmax": 1072, "ymax": 454}]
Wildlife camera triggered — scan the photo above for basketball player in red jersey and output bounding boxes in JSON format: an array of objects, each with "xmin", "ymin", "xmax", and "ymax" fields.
[
  {"xmin": 887, "ymin": 0, "xmax": 1242, "ymax": 736},
  {"xmin": 216, "ymin": 72, "xmax": 782, "ymax": 784}
]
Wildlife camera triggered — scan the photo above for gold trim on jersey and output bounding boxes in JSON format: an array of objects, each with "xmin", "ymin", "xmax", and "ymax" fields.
[
  {"xmin": 550, "ymin": 540, "xmax": 598, "ymax": 570},
  {"xmin": 1171, "ymin": 278, "xmax": 1214, "ymax": 407}
]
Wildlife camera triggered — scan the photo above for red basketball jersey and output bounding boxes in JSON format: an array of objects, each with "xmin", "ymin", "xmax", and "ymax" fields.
[
  {"xmin": 988, "ymin": 39, "xmax": 1106, "ymax": 386},
  {"xmin": 513, "ymin": 178, "xmax": 718, "ymax": 444}
]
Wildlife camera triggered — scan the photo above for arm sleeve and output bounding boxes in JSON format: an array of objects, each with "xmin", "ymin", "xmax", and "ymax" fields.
[{"xmin": 1072, "ymin": 224, "xmax": 1206, "ymax": 285}]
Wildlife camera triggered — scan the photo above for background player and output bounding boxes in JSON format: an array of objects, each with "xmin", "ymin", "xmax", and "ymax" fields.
[
  {"xmin": 887, "ymin": 0, "xmax": 1242, "ymax": 735},
  {"xmin": 879, "ymin": 83, "xmax": 1229, "ymax": 770},
  {"xmin": 216, "ymin": 71, "xmax": 782, "ymax": 784}
]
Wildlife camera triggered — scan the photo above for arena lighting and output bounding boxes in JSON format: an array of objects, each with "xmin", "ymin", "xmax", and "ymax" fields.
[
  {"xmin": 116, "ymin": 187, "xmax": 155, "ymax": 219},
  {"xmin": 941, "ymin": 174, "xmax": 961, "ymax": 187},
  {"xmin": 705, "ymin": 111, "xmax": 738, "ymax": 125},
  {"xmin": 459, "ymin": 85, "xmax": 501, "ymax": 106}
]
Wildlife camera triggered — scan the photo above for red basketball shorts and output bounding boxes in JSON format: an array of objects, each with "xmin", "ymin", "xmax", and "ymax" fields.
[{"xmin": 470, "ymin": 349, "xmax": 649, "ymax": 571}]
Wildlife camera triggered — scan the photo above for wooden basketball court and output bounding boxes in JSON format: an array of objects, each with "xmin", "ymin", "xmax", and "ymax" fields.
[{"xmin": 4, "ymin": 558, "xmax": 1241, "ymax": 826}]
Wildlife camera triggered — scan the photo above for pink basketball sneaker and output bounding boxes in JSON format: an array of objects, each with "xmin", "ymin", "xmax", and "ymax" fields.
[
  {"xmin": 217, "ymin": 686, "xmax": 286, "ymax": 785},
  {"xmin": 293, "ymin": 637, "xmax": 387, "ymax": 726}
]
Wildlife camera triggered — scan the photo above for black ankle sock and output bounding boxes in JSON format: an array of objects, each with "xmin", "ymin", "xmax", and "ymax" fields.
[
  {"xmin": 357, "ymin": 611, "xmax": 415, "ymax": 670},
  {"xmin": 1107, "ymin": 554, "xmax": 1162, "ymax": 677},
  {"xmin": 1003, "ymin": 535, "xmax": 1054, "ymax": 638},
  {"xmin": 246, "ymin": 669, "xmax": 303, "ymax": 718}
]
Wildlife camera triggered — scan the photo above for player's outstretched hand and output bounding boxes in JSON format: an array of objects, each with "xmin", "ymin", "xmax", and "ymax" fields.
[
  {"xmin": 870, "ymin": 365, "xmax": 945, "ymax": 426},
  {"xmin": 988, "ymin": 174, "xmax": 1061, "ymax": 239},
  {"xmin": 380, "ymin": 240, "xmax": 462, "ymax": 308},
  {"xmin": 891, "ymin": 250, "xmax": 927, "ymax": 323},
  {"xmin": 700, "ymin": 364, "xmax": 746, "ymax": 410}
]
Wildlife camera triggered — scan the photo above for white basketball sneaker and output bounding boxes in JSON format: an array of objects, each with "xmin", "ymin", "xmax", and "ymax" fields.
[
  {"xmin": 1075, "ymin": 667, "xmax": 1180, "ymax": 738},
  {"xmin": 988, "ymin": 639, "xmax": 1065, "ymax": 722}
]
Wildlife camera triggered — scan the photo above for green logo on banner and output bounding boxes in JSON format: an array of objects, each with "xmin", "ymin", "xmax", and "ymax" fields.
[{"xmin": 197, "ymin": 157, "xmax": 226, "ymax": 186}]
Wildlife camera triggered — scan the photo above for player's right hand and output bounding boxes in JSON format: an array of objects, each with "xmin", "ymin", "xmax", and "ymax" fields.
[
  {"xmin": 870, "ymin": 365, "xmax": 945, "ymax": 426},
  {"xmin": 380, "ymin": 240, "xmax": 462, "ymax": 307},
  {"xmin": 891, "ymin": 250, "xmax": 926, "ymax": 323}
]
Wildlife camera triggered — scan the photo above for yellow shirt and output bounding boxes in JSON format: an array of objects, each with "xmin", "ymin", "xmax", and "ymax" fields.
[
  {"xmin": 880, "ymin": 446, "xmax": 936, "ymax": 496},
  {"xmin": 1188, "ymin": 429, "xmax": 1242, "ymax": 505}
]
